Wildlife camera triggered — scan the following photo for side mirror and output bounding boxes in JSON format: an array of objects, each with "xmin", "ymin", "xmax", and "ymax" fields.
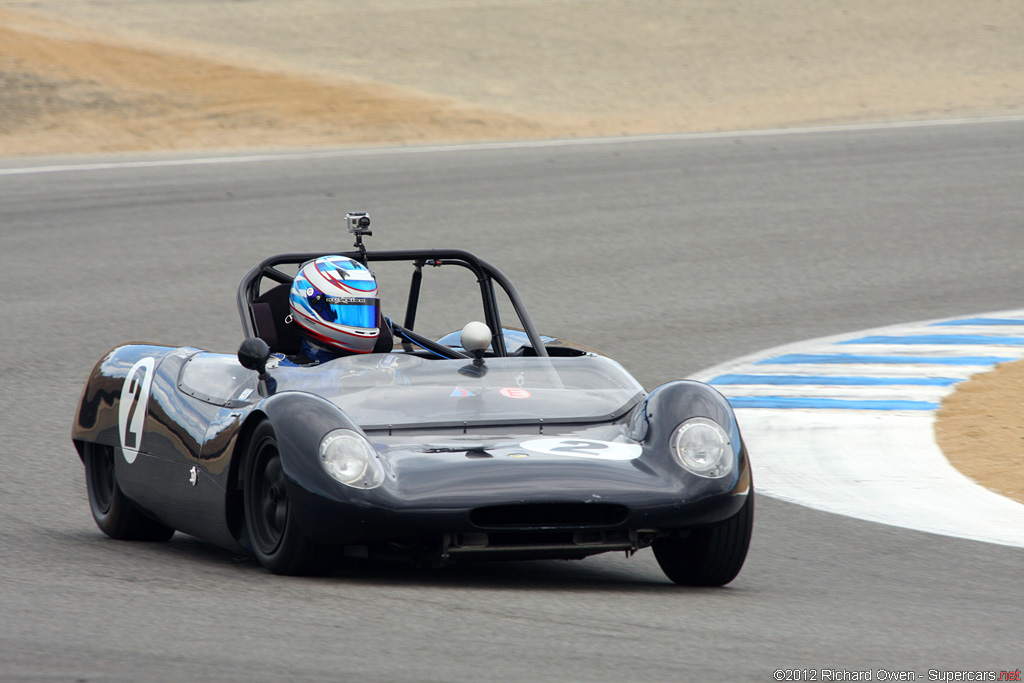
[{"xmin": 238, "ymin": 337, "xmax": 271, "ymax": 380}]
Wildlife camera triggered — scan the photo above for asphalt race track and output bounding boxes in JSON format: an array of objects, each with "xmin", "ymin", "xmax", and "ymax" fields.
[{"xmin": 2, "ymin": 120, "xmax": 1023, "ymax": 681}]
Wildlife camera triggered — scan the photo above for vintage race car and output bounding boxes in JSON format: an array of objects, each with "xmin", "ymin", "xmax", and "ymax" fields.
[{"xmin": 73, "ymin": 223, "xmax": 753, "ymax": 585}]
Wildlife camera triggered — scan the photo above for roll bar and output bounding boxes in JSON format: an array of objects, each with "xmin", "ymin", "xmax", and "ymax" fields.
[{"xmin": 236, "ymin": 249, "xmax": 549, "ymax": 358}]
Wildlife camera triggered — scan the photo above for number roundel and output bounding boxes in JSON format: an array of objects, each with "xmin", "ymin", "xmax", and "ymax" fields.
[
  {"xmin": 118, "ymin": 357, "xmax": 156, "ymax": 464},
  {"xmin": 520, "ymin": 438, "xmax": 641, "ymax": 460}
]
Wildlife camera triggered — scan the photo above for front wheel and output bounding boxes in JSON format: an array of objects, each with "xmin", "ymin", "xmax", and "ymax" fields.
[
  {"xmin": 653, "ymin": 490, "xmax": 754, "ymax": 586},
  {"xmin": 83, "ymin": 442, "xmax": 175, "ymax": 541},
  {"xmin": 244, "ymin": 421, "xmax": 330, "ymax": 575}
]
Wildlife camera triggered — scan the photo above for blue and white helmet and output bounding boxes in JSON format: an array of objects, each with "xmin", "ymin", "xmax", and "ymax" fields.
[{"xmin": 289, "ymin": 256, "xmax": 380, "ymax": 354}]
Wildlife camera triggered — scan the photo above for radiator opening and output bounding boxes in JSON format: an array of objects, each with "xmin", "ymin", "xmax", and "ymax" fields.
[{"xmin": 470, "ymin": 503, "xmax": 628, "ymax": 528}]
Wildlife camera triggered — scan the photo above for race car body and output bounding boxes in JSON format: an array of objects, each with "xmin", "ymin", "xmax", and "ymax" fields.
[{"xmin": 73, "ymin": 236, "xmax": 753, "ymax": 585}]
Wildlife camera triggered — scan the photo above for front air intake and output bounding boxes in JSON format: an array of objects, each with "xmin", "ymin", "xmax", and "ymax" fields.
[{"xmin": 470, "ymin": 503, "xmax": 628, "ymax": 529}]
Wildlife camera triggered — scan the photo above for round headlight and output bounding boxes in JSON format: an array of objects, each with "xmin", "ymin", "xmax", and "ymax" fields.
[
  {"xmin": 670, "ymin": 417, "xmax": 734, "ymax": 478},
  {"xmin": 319, "ymin": 430, "xmax": 385, "ymax": 489}
]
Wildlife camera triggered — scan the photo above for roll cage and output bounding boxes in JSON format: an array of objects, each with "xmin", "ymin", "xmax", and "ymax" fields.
[{"xmin": 237, "ymin": 249, "xmax": 549, "ymax": 358}]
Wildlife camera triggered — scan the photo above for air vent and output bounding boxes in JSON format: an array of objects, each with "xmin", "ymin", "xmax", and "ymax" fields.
[{"xmin": 470, "ymin": 503, "xmax": 628, "ymax": 529}]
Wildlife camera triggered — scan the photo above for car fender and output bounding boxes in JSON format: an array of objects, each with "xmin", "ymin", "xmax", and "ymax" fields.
[
  {"xmin": 72, "ymin": 343, "xmax": 198, "ymax": 455},
  {"xmin": 71, "ymin": 343, "xmax": 254, "ymax": 550},
  {"xmin": 254, "ymin": 391, "xmax": 369, "ymax": 533},
  {"xmin": 631, "ymin": 380, "xmax": 751, "ymax": 504}
]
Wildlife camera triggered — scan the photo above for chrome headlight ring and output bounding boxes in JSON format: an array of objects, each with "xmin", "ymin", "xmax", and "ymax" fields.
[
  {"xmin": 670, "ymin": 417, "xmax": 735, "ymax": 478},
  {"xmin": 319, "ymin": 429, "xmax": 385, "ymax": 489}
]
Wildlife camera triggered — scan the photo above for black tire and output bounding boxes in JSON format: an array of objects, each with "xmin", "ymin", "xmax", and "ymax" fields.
[
  {"xmin": 243, "ymin": 421, "xmax": 330, "ymax": 575},
  {"xmin": 653, "ymin": 490, "xmax": 754, "ymax": 587},
  {"xmin": 83, "ymin": 443, "xmax": 175, "ymax": 541}
]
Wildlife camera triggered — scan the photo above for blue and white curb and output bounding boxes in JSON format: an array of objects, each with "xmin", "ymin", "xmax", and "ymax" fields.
[{"xmin": 689, "ymin": 309, "xmax": 1024, "ymax": 548}]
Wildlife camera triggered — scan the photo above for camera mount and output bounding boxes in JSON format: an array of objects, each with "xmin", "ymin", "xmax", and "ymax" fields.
[{"xmin": 346, "ymin": 211, "xmax": 372, "ymax": 261}]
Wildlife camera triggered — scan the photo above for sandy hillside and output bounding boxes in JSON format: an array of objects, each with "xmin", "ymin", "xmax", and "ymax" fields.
[
  {"xmin": 3, "ymin": 1, "xmax": 1024, "ymax": 154},
  {"xmin": 1, "ymin": 1, "xmax": 1021, "ymax": 504},
  {"xmin": 0, "ymin": 8, "xmax": 566, "ymax": 155}
]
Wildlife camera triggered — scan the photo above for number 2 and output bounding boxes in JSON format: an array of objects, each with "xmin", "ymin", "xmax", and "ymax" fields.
[
  {"xmin": 548, "ymin": 440, "xmax": 609, "ymax": 456},
  {"xmin": 119, "ymin": 357, "xmax": 155, "ymax": 464}
]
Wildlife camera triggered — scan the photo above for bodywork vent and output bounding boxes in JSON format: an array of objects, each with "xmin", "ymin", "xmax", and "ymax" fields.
[{"xmin": 470, "ymin": 503, "xmax": 628, "ymax": 529}]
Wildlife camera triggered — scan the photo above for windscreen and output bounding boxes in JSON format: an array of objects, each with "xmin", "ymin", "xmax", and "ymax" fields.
[{"xmin": 273, "ymin": 354, "xmax": 645, "ymax": 429}]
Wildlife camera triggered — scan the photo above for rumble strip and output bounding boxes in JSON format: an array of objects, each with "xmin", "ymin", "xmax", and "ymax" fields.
[{"xmin": 690, "ymin": 309, "xmax": 1024, "ymax": 547}]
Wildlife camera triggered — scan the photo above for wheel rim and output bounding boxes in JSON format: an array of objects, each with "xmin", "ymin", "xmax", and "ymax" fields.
[
  {"xmin": 250, "ymin": 437, "xmax": 288, "ymax": 554},
  {"xmin": 88, "ymin": 446, "xmax": 115, "ymax": 515}
]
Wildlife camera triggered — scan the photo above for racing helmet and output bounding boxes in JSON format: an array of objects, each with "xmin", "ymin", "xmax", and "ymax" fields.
[{"xmin": 288, "ymin": 256, "xmax": 380, "ymax": 354}]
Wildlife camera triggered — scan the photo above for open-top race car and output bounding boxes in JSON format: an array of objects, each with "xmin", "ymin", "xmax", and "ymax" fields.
[{"xmin": 72, "ymin": 214, "xmax": 753, "ymax": 585}]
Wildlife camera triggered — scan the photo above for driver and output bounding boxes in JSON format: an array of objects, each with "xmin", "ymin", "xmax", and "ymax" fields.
[{"xmin": 285, "ymin": 255, "xmax": 381, "ymax": 365}]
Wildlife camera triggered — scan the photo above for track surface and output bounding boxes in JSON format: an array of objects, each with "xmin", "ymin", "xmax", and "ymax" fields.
[{"xmin": 3, "ymin": 121, "xmax": 1024, "ymax": 680}]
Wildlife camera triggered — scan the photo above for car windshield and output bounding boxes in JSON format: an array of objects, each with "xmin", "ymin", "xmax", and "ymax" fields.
[{"xmin": 273, "ymin": 353, "xmax": 645, "ymax": 429}]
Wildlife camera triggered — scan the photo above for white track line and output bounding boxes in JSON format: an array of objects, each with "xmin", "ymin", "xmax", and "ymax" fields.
[
  {"xmin": 3, "ymin": 114, "xmax": 1024, "ymax": 177},
  {"xmin": 690, "ymin": 309, "xmax": 1024, "ymax": 547}
]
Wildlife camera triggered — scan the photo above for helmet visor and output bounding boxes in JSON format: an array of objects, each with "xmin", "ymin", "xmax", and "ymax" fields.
[{"xmin": 308, "ymin": 293, "xmax": 380, "ymax": 329}]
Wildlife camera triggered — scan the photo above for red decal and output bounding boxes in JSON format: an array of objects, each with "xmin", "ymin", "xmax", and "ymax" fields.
[{"xmin": 500, "ymin": 387, "xmax": 531, "ymax": 399}]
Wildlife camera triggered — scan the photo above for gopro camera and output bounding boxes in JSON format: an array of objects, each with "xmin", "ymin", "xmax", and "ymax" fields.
[{"xmin": 346, "ymin": 212, "xmax": 372, "ymax": 236}]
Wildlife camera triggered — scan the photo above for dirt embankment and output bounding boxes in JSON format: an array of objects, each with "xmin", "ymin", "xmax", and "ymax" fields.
[
  {"xmin": 937, "ymin": 359, "xmax": 1024, "ymax": 504},
  {"xmin": 0, "ymin": 9, "xmax": 564, "ymax": 155},
  {"xmin": 3, "ymin": 1, "xmax": 1024, "ymax": 155}
]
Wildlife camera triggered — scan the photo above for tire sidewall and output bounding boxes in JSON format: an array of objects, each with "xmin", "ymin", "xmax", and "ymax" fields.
[
  {"xmin": 83, "ymin": 442, "xmax": 174, "ymax": 541},
  {"xmin": 653, "ymin": 490, "xmax": 754, "ymax": 586},
  {"xmin": 243, "ymin": 420, "xmax": 322, "ymax": 575},
  {"xmin": 84, "ymin": 443, "xmax": 129, "ymax": 537}
]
